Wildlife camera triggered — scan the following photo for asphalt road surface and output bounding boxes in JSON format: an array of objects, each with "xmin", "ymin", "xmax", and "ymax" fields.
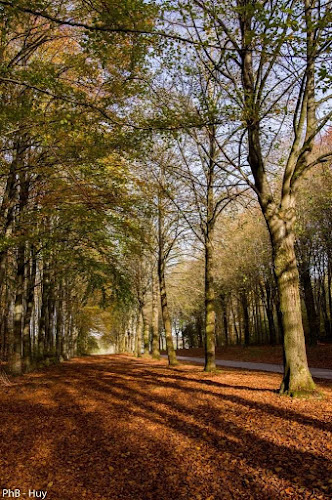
[{"xmin": 161, "ymin": 355, "xmax": 332, "ymax": 380}]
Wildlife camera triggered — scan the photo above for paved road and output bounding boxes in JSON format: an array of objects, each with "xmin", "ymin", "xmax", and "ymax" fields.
[{"xmin": 161, "ymin": 355, "xmax": 332, "ymax": 380}]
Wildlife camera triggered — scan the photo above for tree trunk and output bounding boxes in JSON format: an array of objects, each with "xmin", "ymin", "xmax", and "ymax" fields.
[
  {"xmin": 38, "ymin": 260, "xmax": 50, "ymax": 359},
  {"xmin": 151, "ymin": 270, "xmax": 160, "ymax": 359},
  {"xmin": 141, "ymin": 300, "xmax": 150, "ymax": 356},
  {"xmin": 56, "ymin": 297, "xmax": 64, "ymax": 361},
  {"xmin": 265, "ymin": 281, "xmax": 277, "ymax": 345},
  {"xmin": 0, "ymin": 149, "xmax": 22, "ymax": 289},
  {"xmin": 204, "ymin": 234, "xmax": 216, "ymax": 371},
  {"xmin": 327, "ymin": 258, "xmax": 332, "ymax": 339},
  {"xmin": 23, "ymin": 245, "xmax": 37, "ymax": 371},
  {"xmin": 254, "ymin": 292, "xmax": 263, "ymax": 343},
  {"xmin": 231, "ymin": 303, "xmax": 240, "ymax": 344},
  {"xmin": 196, "ymin": 313, "xmax": 203, "ymax": 348},
  {"xmin": 204, "ymin": 140, "xmax": 217, "ymax": 371},
  {"xmin": 298, "ymin": 258, "xmax": 319, "ymax": 345},
  {"xmin": 8, "ymin": 244, "xmax": 25, "ymax": 375},
  {"xmin": 268, "ymin": 215, "xmax": 315, "ymax": 395},
  {"xmin": 158, "ymin": 174, "xmax": 177, "ymax": 367},
  {"xmin": 220, "ymin": 294, "xmax": 229, "ymax": 346},
  {"xmin": 238, "ymin": 0, "xmax": 316, "ymax": 396},
  {"xmin": 47, "ymin": 277, "xmax": 56, "ymax": 358},
  {"xmin": 8, "ymin": 168, "xmax": 30, "ymax": 375},
  {"xmin": 135, "ymin": 309, "xmax": 143, "ymax": 357},
  {"xmin": 158, "ymin": 258, "xmax": 177, "ymax": 366},
  {"xmin": 240, "ymin": 290, "xmax": 250, "ymax": 347}
]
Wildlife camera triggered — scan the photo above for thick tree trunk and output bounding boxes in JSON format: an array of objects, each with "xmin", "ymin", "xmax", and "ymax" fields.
[
  {"xmin": 239, "ymin": 0, "xmax": 316, "ymax": 396},
  {"xmin": 268, "ymin": 215, "xmax": 315, "ymax": 395},
  {"xmin": 204, "ymin": 144, "xmax": 217, "ymax": 371}
]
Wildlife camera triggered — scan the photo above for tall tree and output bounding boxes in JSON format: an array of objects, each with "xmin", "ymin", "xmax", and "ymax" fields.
[{"xmin": 162, "ymin": 0, "xmax": 331, "ymax": 394}]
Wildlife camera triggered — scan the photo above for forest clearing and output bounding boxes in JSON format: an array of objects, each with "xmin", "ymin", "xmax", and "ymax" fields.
[{"xmin": 1, "ymin": 355, "xmax": 332, "ymax": 500}]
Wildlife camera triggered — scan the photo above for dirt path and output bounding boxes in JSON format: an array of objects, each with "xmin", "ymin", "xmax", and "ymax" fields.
[{"xmin": 0, "ymin": 355, "xmax": 331, "ymax": 500}]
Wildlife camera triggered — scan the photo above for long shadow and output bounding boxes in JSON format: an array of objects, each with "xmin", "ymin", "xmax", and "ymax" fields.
[
  {"xmin": 126, "ymin": 370, "xmax": 332, "ymax": 432},
  {"xmin": 45, "ymin": 365, "xmax": 270, "ymax": 499},
  {"xmin": 80, "ymin": 361, "xmax": 331, "ymax": 433},
  {"xmin": 49, "ymin": 367, "xmax": 281, "ymax": 499},
  {"xmin": 3, "ymin": 357, "xmax": 330, "ymax": 499},
  {"xmin": 2, "ymin": 363, "xmax": 242, "ymax": 500},
  {"xmin": 75, "ymin": 364, "xmax": 331, "ymax": 496},
  {"xmin": 113, "ymin": 366, "xmax": 277, "ymax": 392}
]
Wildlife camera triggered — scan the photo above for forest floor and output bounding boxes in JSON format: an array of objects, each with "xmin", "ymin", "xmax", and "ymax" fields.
[
  {"xmin": 0, "ymin": 355, "xmax": 331, "ymax": 500},
  {"xmin": 172, "ymin": 344, "xmax": 332, "ymax": 369}
]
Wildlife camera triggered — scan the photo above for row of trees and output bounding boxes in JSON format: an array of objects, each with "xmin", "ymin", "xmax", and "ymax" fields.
[
  {"xmin": 111, "ymin": 156, "xmax": 331, "ymax": 354},
  {"xmin": 167, "ymin": 165, "xmax": 332, "ymax": 350},
  {"xmin": 0, "ymin": 0, "xmax": 331, "ymax": 396},
  {"xmin": 0, "ymin": 4, "xmax": 151, "ymax": 373}
]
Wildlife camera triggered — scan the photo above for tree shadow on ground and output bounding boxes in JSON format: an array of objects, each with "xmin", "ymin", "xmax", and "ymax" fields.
[
  {"xmin": 80, "ymin": 360, "xmax": 331, "ymax": 493},
  {"xmin": 1, "ymin": 356, "xmax": 331, "ymax": 500},
  {"xmin": 93, "ymin": 361, "xmax": 331, "ymax": 433}
]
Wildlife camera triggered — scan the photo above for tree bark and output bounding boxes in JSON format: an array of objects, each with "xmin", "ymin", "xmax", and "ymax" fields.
[
  {"xmin": 151, "ymin": 269, "xmax": 160, "ymax": 359},
  {"xmin": 238, "ymin": 0, "xmax": 316, "ymax": 395},
  {"xmin": 8, "ymin": 244, "xmax": 25, "ymax": 375},
  {"xmin": 38, "ymin": 259, "xmax": 50, "ymax": 358},
  {"xmin": 0, "ymin": 148, "xmax": 22, "ymax": 289},
  {"xmin": 141, "ymin": 300, "xmax": 150, "ymax": 356},
  {"xmin": 327, "ymin": 258, "xmax": 332, "ymax": 339},
  {"xmin": 204, "ymin": 234, "xmax": 216, "ymax": 371},
  {"xmin": 298, "ymin": 257, "xmax": 319, "ymax": 345},
  {"xmin": 23, "ymin": 245, "xmax": 37, "ymax": 371},
  {"xmin": 158, "ymin": 169, "xmax": 177, "ymax": 367},
  {"xmin": 265, "ymin": 281, "xmax": 277, "ymax": 345},
  {"xmin": 158, "ymin": 263, "xmax": 177, "ymax": 366},
  {"xmin": 220, "ymin": 293, "xmax": 229, "ymax": 346},
  {"xmin": 240, "ymin": 290, "xmax": 250, "ymax": 347},
  {"xmin": 56, "ymin": 296, "xmax": 64, "ymax": 361},
  {"xmin": 267, "ymin": 213, "xmax": 315, "ymax": 395},
  {"xmin": 8, "ymin": 169, "xmax": 30, "ymax": 375},
  {"xmin": 204, "ymin": 125, "xmax": 217, "ymax": 372},
  {"xmin": 135, "ymin": 309, "xmax": 143, "ymax": 357}
]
